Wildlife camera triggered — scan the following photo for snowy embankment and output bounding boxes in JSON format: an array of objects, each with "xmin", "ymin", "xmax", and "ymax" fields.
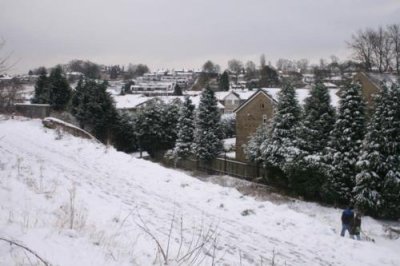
[{"xmin": 0, "ymin": 117, "xmax": 399, "ymax": 266}]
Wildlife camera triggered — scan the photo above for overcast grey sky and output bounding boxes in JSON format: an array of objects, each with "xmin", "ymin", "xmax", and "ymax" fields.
[{"xmin": 1, "ymin": 0, "xmax": 400, "ymax": 74}]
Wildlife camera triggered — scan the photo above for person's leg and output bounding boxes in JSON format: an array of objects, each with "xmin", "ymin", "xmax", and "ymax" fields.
[
  {"xmin": 340, "ymin": 224, "xmax": 346, "ymax": 236},
  {"xmin": 356, "ymin": 234, "xmax": 361, "ymax": 240},
  {"xmin": 350, "ymin": 234, "xmax": 355, "ymax": 239}
]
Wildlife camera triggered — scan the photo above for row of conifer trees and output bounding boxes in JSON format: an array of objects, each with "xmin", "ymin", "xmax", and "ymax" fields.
[{"xmin": 244, "ymin": 81, "xmax": 400, "ymax": 219}]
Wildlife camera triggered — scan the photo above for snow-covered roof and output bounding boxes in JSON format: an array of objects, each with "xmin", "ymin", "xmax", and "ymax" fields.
[
  {"xmin": 155, "ymin": 96, "xmax": 185, "ymax": 105},
  {"xmin": 234, "ymin": 89, "xmax": 277, "ymax": 113},
  {"xmin": 234, "ymin": 90, "xmax": 257, "ymax": 100},
  {"xmin": 323, "ymin": 82, "xmax": 337, "ymax": 88},
  {"xmin": 113, "ymin": 94, "xmax": 225, "ymax": 110},
  {"xmin": 0, "ymin": 74, "xmax": 13, "ymax": 80},
  {"xmin": 215, "ymin": 91, "xmax": 240, "ymax": 101},
  {"xmin": 189, "ymin": 95, "xmax": 225, "ymax": 109},
  {"xmin": 184, "ymin": 90, "xmax": 202, "ymax": 96},
  {"xmin": 214, "ymin": 91, "xmax": 231, "ymax": 100},
  {"xmin": 329, "ymin": 76, "xmax": 343, "ymax": 81},
  {"xmin": 113, "ymin": 94, "xmax": 151, "ymax": 109},
  {"xmin": 366, "ymin": 73, "xmax": 399, "ymax": 86}
]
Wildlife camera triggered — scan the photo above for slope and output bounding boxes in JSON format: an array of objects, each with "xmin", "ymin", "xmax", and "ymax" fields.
[{"xmin": 0, "ymin": 117, "xmax": 399, "ymax": 265}]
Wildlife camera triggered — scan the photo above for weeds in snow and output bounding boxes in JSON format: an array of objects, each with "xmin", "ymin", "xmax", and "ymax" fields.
[
  {"xmin": 55, "ymin": 183, "xmax": 87, "ymax": 231},
  {"xmin": 134, "ymin": 211, "xmax": 222, "ymax": 266}
]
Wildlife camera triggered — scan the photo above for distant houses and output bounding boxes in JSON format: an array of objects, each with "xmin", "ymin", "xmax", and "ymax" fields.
[
  {"xmin": 126, "ymin": 69, "xmax": 199, "ymax": 96},
  {"xmin": 130, "ymin": 81, "xmax": 176, "ymax": 96}
]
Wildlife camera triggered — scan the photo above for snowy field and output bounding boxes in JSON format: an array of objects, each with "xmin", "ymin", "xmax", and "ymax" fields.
[{"xmin": 0, "ymin": 117, "xmax": 399, "ymax": 266}]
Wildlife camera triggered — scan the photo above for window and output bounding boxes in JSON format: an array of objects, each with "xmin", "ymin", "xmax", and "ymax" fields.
[{"xmin": 263, "ymin": 115, "xmax": 267, "ymax": 124}]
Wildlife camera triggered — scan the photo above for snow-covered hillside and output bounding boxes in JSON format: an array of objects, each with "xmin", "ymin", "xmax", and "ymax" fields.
[{"xmin": 0, "ymin": 117, "xmax": 399, "ymax": 266}]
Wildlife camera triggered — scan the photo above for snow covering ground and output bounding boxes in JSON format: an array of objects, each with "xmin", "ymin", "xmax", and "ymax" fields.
[{"xmin": 0, "ymin": 117, "xmax": 399, "ymax": 266}]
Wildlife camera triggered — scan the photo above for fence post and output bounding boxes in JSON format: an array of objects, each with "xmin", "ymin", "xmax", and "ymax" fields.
[{"xmin": 224, "ymin": 151, "xmax": 227, "ymax": 174}]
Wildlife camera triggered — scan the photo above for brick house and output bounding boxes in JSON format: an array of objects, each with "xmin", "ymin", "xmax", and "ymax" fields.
[
  {"xmin": 234, "ymin": 90, "xmax": 276, "ymax": 162},
  {"xmin": 234, "ymin": 88, "xmax": 340, "ymax": 162},
  {"xmin": 354, "ymin": 72, "xmax": 399, "ymax": 114}
]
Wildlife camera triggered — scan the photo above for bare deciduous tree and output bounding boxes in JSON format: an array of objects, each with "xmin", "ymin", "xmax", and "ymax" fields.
[
  {"xmin": 348, "ymin": 24, "xmax": 400, "ymax": 73},
  {"xmin": 370, "ymin": 26, "xmax": 392, "ymax": 72},
  {"xmin": 348, "ymin": 29, "xmax": 375, "ymax": 71},
  {"xmin": 0, "ymin": 79, "xmax": 24, "ymax": 113},
  {"xmin": 388, "ymin": 24, "xmax": 400, "ymax": 74},
  {"xmin": 260, "ymin": 54, "xmax": 266, "ymax": 68},
  {"xmin": 0, "ymin": 39, "xmax": 11, "ymax": 74},
  {"xmin": 245, "ymin": 60, "xmax": 257, "ymax": 80},
  {"xmin": 296, "ymin": 58, "xmax": 309, "ymax": 73},
  {"xmin": 202, "ymin": 60, "xmax": 220, "ymax": 74},
  {"xmin": 227, "ymin": 59, "xmax": 243, "ymax": 74}
]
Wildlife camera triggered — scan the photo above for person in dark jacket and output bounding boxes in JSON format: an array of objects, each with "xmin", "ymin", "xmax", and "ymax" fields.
[
  {"xmin": 341, "ymin": 206, "xmax": 354, "ymax": 237},
  {"xmin": 350, "ymin": 213, "xmax": 362, "ymax": 240}
]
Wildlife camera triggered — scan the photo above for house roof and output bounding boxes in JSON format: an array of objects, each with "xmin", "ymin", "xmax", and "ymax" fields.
[
  {"xmin": 215, "ymin": 91, "xmax": 240, "ymax": 101},
  {"xmin": 113, "ymin": 94, "xmax": 151, "ymax": 109},
  {"xmin": 234, "ymin": 89, "xmax": 277, "ymax": 114},
  {"xmin": 366, "ymin": 72, "xmax": 399, "ymax": 87},
  {"xmin": 113, "ymin": 94, "xmax": 225, "ymax": 110}
]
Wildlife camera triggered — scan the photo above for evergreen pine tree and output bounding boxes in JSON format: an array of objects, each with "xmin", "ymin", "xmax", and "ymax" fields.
[
  {"xmin": 285, "ymin": 83, "xmax": 336, "ymax": 199},
  {"xmin": 381, "ymin": 84, "xmax": 400, "ymax": 218},
  {"xmin": 354, "ymin": 84, "xmax": 400, "ymax": 218},
  {"xmin": 70, "ymin": 79, "xmax": 117, "ymax": 143},
  {"xmin": 161, "ymin": 102, "xmax": 180, "ymax": 150},
  {"xmin": 194, "ymin": 86, "xmax": 224, "ymax": 161},
  {"xmin": 173, "ymin": 84, "xmax": 183, "ymax": 96},
  {"xmin": 296, "ymin": 83, "xmax": 336, "ymax": 155},
  {"xmin": 112, "ymin": 112, "xmax": 137, "ymax": 153},
  {"xmin": 31, "ymin": 67, "xmax": 49, "ymax": 104},
  {"xmin": 324, "ymin": 82, "xmax": 366, "ymax": 205},
  {"xmin": 71, "ymin": 78, "xmax": 85, "ymax": 126},
  {"xmin": 353, "ymin": 86, "xmax": 388, "ymax": 215},
  {"xmin": 173, "ymin": 97, "xmax": 195, "ymax": 160},
  {"xmin": 48, "ymin": 65, "xmax": 72, "ymax": 110},
  {"xmin": 259, "ymin": 66, "xmax": 280, "ymax": 88},
  {"xmin": 219, "ymin": 71, "xmax": 230, "ymax": 91},
  {"xmin": 134, "ymin": 101, "xmax": 164, "ymax": 157},
  {"xmin": 262, "ymin": 83, "xmax": 301, "ymax": 170},
  {"xmin": 244, "ymin": 124, "xmax": 269, "ymax": 164},
  {"xmin": 134, "ymin": 101, "xmax": 179, "ymax": 157}
]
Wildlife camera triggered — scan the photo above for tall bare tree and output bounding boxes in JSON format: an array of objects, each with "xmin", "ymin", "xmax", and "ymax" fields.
[
  {"xmin": 0, "ymin": 39, "xmax": 12, "ymax": 74},
  {"xmin": 260, "ymin": 54, "xmax": 266, "ymax": 68},
  {"xmin": 227, "ymin": 59, "xmax": 243, "ymax": 84},
  {"xmin": 370, "ymin": 26, "xmax": 392, "ymax": 72},
  {"xmin": 245, "ymin": 60, "xmax": 257, "ymax": 80},
  {"xmin": 296, "ymin": 59, "xmax": 309, "ymax": 73},
  {"xmin": 348, "ymin": 29, "xmax": 375, "ymax": 71},
  {"xmin": 0, "ymin": 79, "xmax": 24, "ymax": 113},
  {"xmin": 388, "ymin": 24, "xmax": 400, "ymax": 74},
  {"xmin": 348, "ymin": 25, "xmax": 400, "ymax": 73}
]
